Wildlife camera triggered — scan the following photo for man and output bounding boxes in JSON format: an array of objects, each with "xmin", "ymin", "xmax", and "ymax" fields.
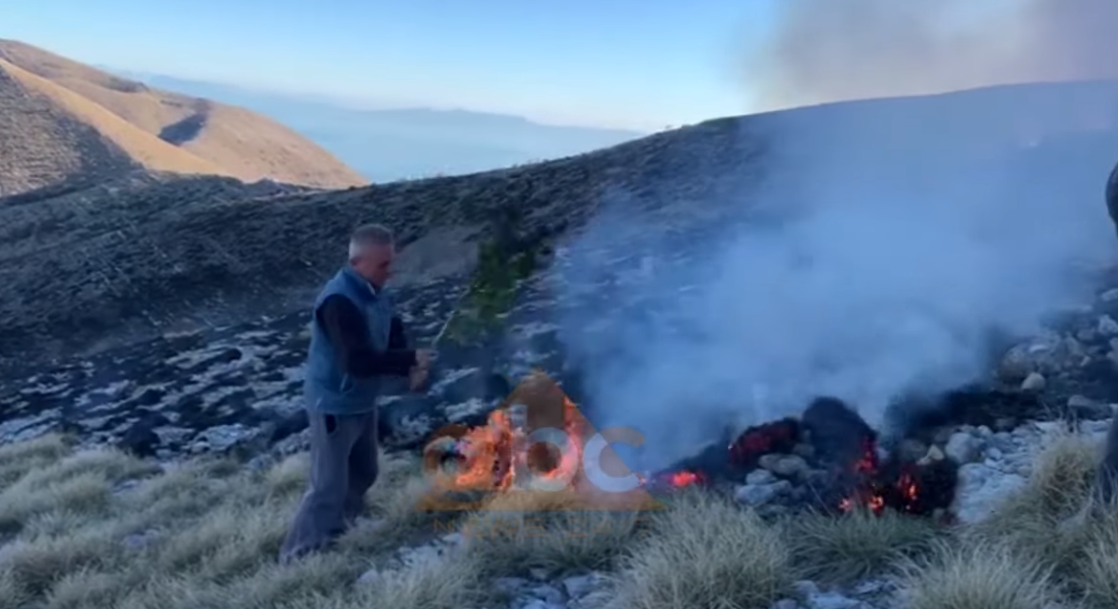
[{"xmin": 279, "ymin": 223, "xmax": 434, "ymax": 564}]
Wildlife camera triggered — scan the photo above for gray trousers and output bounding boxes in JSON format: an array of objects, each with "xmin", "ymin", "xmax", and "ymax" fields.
[{"xmin": 279, "ymin": 409, "xmax": 379, "ymax": 563}]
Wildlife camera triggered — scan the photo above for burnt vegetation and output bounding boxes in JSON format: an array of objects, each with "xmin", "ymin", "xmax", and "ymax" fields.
[{"xmin": 657, "ymin": 396, "xmax": 961, "ymax": 518}]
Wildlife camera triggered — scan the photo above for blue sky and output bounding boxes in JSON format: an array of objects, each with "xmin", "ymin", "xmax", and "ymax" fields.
[{"xmin": 2, "ymin": 0, "xmax": 779, "ymax": 131}]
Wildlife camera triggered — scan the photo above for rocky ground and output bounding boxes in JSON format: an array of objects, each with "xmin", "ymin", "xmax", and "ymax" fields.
[
  {"xmin": 3, "ymin": 240, "xmax": 1118, "ymax": 609},
  {"xmin": 5, "ymin": 102, "xmax": 1118, "ymax": 607},
  {"xmin": 4, "ymin": 240, "xmax": 1118, "ymax": 464},
  {"xmin": 0, "ymin": 175, "xmax": 760, "ymax": 465}
]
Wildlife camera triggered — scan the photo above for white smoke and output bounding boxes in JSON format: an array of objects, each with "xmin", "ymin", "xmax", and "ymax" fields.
[
  {"xmin": 549, "ymin": 0, "xmax": 1118, "ymax": 471},
  {"xmin": 745, "ymin": 0, "xmax": 1118, "ymax": 111}
]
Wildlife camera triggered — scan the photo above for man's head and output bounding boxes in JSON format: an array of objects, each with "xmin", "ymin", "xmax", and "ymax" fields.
[{"xmin": 348, "ymin": 224, "xmax": 396, "ymax": 289}]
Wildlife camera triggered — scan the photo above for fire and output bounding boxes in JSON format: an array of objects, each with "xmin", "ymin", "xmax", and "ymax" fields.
[
  {"xmin": 427, "ymin": 393, "xmax": 588, "ymax": 493},
  {"xmin": 425, "ymin": 385, "xmax": 951, "ymax": 518},
  {"xmin": 837, "ymin": 437, "xmax": 924, "ymax": 516},
  {"xmin": 897, "ymin": 471, "xmax": 919, "ymax": 504},
  {"xmin": 667, "ymin": 470, "xmax": 702, "ymax": 487},
  {"xmin": 852, "ymin": 436, "xmax": 879, "ymax": 473},
  {"xmin": 635, "ymin": 468, "xmax": 706, "ymax": 492}
]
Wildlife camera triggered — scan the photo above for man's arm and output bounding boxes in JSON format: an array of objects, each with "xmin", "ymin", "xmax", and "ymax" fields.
[{"xmin": 317, "ymin": 295, "xmax": 416, "ymax": 378}]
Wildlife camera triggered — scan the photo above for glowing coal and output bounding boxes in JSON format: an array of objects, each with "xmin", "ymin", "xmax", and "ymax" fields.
[{"xmin": 652, "ymin": 396, "xmax": 960, "ymax": 517}]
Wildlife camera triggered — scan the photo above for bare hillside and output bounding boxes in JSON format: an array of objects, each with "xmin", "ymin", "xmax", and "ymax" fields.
[
  {"xmin": 0, "ymin": 39, "xmax": 366, "ymax": 195},
  {"xmin": 0, "ymin": 115, "xmax": 757, "ymax": 371},
  {"xmin": 0, "ymin": 60, "xmax": 135, "ymax": 196},
  {"xmin": 2, "ymin": 79, "xmax": 1118, "ymax": 372}
]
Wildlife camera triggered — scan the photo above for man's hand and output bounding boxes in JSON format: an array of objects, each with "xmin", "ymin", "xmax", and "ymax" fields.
[
  {"xmin": 415, "ymin": 349, "xmax": 436, "ymax": 369},
  {"xmin": 408, "ymin": 349, "xmax": 435, "ymax": 391},
  {"xmin": 409, "ymin": 365, "xmax": 429, "ymax": 391}
]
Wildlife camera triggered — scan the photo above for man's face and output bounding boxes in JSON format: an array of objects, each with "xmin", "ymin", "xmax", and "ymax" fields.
[{"xmin": 352, "ymin": 243, "xmax": 395, "ymax": 288}]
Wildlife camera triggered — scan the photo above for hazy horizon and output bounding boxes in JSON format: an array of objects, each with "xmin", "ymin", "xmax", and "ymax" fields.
[
  {"xmin": 10, "ymin": 0, "xmax": 1118, "ymax": 133},
  {"xmin": 2, "ymin": 0, "xmax": 766, "ymax": 132},
  {"xmin": 105, "ymin": 66, "xmax": 652, "ymax": 133},
  {"xmin": 105, "ymin": 68, "xmax": 645, "ymax": 182}
]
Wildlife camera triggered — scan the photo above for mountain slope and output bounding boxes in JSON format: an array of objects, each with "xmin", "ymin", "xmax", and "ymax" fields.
[
  {"xmin": 0, "ymin": 115, "xmax": 754, "ymax": 369},
  {"xmin": 0, "ymin": 39, "xmax": 366, "ymax": 194},
  {"xmin": 0, "ymin": 57, "xmax": 226, "ymax": 194},
  {"xmin": 3, "ymin": 79, "xmax": 1118, "ymax": 371},
  {"xmin": 0, "ymin": 60, "xmax": 135, "ymax": 196}
]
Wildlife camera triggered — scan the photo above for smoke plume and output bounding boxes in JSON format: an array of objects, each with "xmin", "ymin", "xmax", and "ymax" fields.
[
  {"xmin": 746, "ymin": 0, "xmax": 1118, "ymax": 111},
  {"xmin": 549, "ymin": 1, "xmax": 1118, "ymax": 471}
]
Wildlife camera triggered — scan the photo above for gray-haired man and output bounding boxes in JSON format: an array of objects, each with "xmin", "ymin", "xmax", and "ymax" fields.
[{"xmin": 279, "ymin": 224, "xmax": 434, "ymax": 564}]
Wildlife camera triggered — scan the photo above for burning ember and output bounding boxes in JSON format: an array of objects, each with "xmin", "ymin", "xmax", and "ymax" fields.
[
  {"xmin": 639, "ymin": 468, "xmax": 707, "ymax": 491},
  {"xmin": 667, "ymin": 470, "xmax": 703, "ymax": 487},
  {"xmin": 802, "ymin": 398, "xmax": 958, "ymax": 517},
  {"xmin": 651, "ymin": 396, "xmax": 959, "ymax": 517},
  {"xmin": 835, "ymin": 436, "xmax": 921, "ymax": 515},
  {"xmin": 729, "ymin": 418, "xmax": 800, "ymax": 469}
]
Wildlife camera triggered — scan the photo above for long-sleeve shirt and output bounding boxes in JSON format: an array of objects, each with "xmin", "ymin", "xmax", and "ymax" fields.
[{"xmin": 316, "ymin": 294, "xmax": 417, "ymax": 378}]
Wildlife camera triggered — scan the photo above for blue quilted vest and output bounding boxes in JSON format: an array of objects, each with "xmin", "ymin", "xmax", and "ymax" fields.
[{"xmin": 304, "ymin": 266, "xmax": 394, "ymax": 414}]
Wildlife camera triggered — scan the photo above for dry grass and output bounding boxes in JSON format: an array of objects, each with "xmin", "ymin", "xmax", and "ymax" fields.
[
  {"xmin": 953, "ymin": 426, "xmax": 1118, "ymax": 608},
  {"xmin": 1013, "ymin": 429, "xmax": 1098, "ymax": 517},
  {"xmin": 896, "ymin": 539, "xmax": 1069, "ymax": 609},
  {"xmin": 0, "ymin": 438, "xmax": 162, "ymax": 535},
  {"xmin": 9, "ymin": 424, "xmax": 1118, "ymax": 609},
  {"xmin": 0, "ymin": 434, "xmax": 74, "ymax": 486},
  {"xmin": 1075, "ymin": 506, "xmax": 1118, "ymax": 609},
  {"xmin": 966, "ymin": 428, "xmax": 1101, "ymax": 577},
  {"xmin": 274, "ymin": 557, "xmax": 489, "ymax": 609},
  {"xmin": 605, "ymin": 488, "xmax": 794, "ymax": 609},
  {"xmin": 459, "ymin": 487, "xmax": 653, "ymax": 577},
  {"xmin": 789, "ymin": 507, "xmax": 940, "ymax": 583},
  {"xmin": 0, "ymin": 434, "xmax": 474, "ymax": 609},
  {"xmin": 0, "ymin": 433, "xmax": 789, "ymax": 609}
]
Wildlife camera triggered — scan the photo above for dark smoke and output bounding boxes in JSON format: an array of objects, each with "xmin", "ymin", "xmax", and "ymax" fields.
[{"xmin": 745, "ymin": 0, "xmax": 1118, "ymax": 110}]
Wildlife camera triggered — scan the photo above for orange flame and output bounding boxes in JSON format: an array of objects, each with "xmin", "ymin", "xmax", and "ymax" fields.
[
  {"xmin": 838, "ymin": 438, "xmax": 923, "ymax": 515},
  {"xmin": 437, "ymin": 394, "xmax": 587, "ymax": 492},
  {"xmin": 668, "ymin": 470, "xmax": 701, "ymax": 487}
]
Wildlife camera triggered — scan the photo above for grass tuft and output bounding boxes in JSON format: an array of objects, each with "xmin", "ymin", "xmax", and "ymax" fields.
[
  {"xmin": 460, "ymin": 488, "xmax": 648, "ymax": 576},
  {"xmin": 967, "ymin": 428, "xmax": 1101, "ymax": 576},
  {"xmin": 605, "ymin": 488, "xmax": 792, "ymax": 609},
  {"xmin": 789, "ymin": 507, "xmax": 940, "ymax": 583},
  {"xmin": 0, "ymin": 434, "xmax": 75, "ymax": 487},
  {"xmin": 896, "ymin": 539, "xmax": 1068, "ymax": 609}
]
